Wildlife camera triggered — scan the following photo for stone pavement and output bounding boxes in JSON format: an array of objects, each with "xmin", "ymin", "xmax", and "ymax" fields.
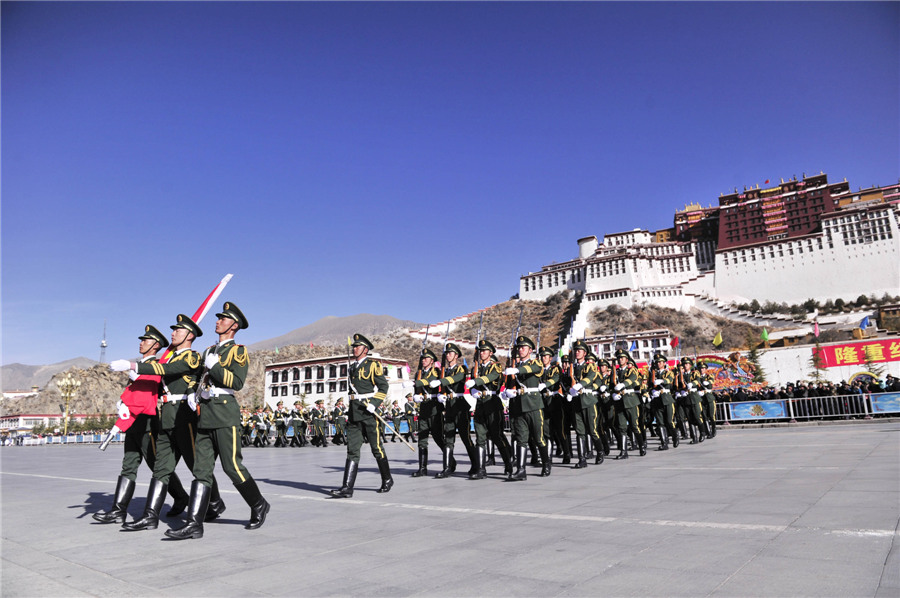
[{"xmin": 1, "ymin": 421, "xmax": 898, "ymax": 597}]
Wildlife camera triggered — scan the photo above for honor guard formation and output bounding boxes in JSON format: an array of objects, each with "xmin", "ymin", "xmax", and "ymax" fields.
[{"xmin": 96, "ymin": 309, "xmax": 721, "ymax": 535}]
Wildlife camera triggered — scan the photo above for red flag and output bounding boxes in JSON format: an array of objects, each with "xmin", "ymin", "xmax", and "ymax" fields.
[
  {"xmin": 814, "ymin": 321, "xmax": 820, "ymax": 338},
  {"xmin": 671, "ymin": 336, "xmax": 680, "ymax": 348},
  {"xmin": 764, "ymin": 179, "xmax": 770, "ymax": 184},
  {"xmin": 160, "ymin": 274, "xmax": 233, "ymax": 364},
  {"xmin": 310, "ymin": 342, "xmax": 314, "ymax": 348}
]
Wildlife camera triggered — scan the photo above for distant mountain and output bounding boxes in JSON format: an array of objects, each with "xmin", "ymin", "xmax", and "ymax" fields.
[
  {"xmin": 247, "ymin": 314, "xmax": 423, "ymax": 351},
  {"xmin": 2, "ymin": 357, "xmax": 98, "ymax": 392}
]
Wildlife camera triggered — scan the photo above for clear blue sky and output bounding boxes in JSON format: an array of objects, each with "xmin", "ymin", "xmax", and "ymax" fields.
[{"xmin": 3, "ymin": 2, "xmax": 898, "ymax": 366}]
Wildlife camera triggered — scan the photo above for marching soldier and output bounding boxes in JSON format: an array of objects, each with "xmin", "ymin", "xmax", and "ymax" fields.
[
  {"xmin": 410, "ymin": 348, "xmax": 452, "ymax": 478},
  {"xmin": 649, "ymin": 353, "xmax": 678, "ymax": 450},
  {"xmin": 430, "ymin": 343, "xmax": 477, "ymax": 479},
  {"xmin": 166, "ymin": 302, "xmax": 270, "ymax": 539},
  {"xmin": 111, "ymin": 314, "xmax": 226, "ymax": 532},
  {"xmin": 503, "ymin": 335, "xmax": 551, "ymax": 480},
  {"xmin": 699, "ymin": 362, "xmax": 717, "ymax": 438},
  {"xmin": 273, "ymin": 401, "xmax": 289, "ymax": 447},
  {"xmin": 289, "ymin": 400, "xmax": 308, "ymax": 447},
  {"xmin": 251, "ymin": 406, "xmax": 268, "ymax": 447},
  {"xmin": 330, "ymin": 334, "xmax": 393, "ymax": 498},
  {"xmin": 95, "ymin": 325, "xmax": 189, "ymax": 524},
  {"xmin": 551, "ymin": 353, "xmax": 574, "ymax": 463},
  {"xmin": 311, "ymin": 400, "xmax": 328, "ymax": 447},
  {"xmin": 332, "ymin": 398, "xmax": 347, "ymax": 445},
  {"xmin": 538, "ymin": 346, "xmax": 563, "ymax": 466},
  {"xmin": 613, "ymin": 348, "xmax": 646, "ymax": 458},
  {"xmin": 465, "ymin": 339, "xmax": 513, "ymax": 479},
  {"xmin": 679, "ymin": 357, "xmax": 709, "ymax": 443},
  {"xmin": 403, "ymin": 393, "xmax": 417, "ymax": 443},
  {"xmin": 388, "ymin": 401, "xmax": 403, "ymax": 443},
  {"xmin": 596, "ymin": 358, "xmax": 616, "ymax": 456},
  {"xmin": 565, "ymin": 341, "xmax": 603, "ymax": 468}
]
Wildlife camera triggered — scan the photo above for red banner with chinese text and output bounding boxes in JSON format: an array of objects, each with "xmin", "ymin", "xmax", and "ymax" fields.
[{"xmin": 812, "ymin": 339, "xmax": 900, "ymax": 368}]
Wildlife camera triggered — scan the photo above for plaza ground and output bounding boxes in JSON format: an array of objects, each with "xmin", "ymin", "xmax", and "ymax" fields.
[{"xmin": 1, "ymin": 421, "xmax": 898, "ymax": 597}]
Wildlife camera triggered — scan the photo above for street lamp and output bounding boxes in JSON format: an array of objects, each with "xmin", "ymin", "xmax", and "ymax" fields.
[{"xmin": 56, "ymin": 373, "xmax": 81, "ymax": 436}]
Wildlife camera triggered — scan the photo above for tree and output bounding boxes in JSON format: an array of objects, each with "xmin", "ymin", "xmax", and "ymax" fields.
[
  {"xmin": 803, "ymin": 298, "xmax": 819, "ymax": 313},
  {"xmin": 809, "ymin": 338, "xmax": 827, "ymax": 384},
  {"xmin": 856, "ymin": 294, "xmax": 869, "ymax": 306},
  {"xmin": 749, "ymin": 299, "xmax": 761, "ymax": 313},
  {"xmin": 834, "ymin": 298, "xmax": 846, "ymax": 311},
  {"xmin": 863, "ymin": 345, "xmax": 886, "ymax": 378},
  {"xmin": 746, "ymin": 334, "xmax": 767, "ymax": 383}
]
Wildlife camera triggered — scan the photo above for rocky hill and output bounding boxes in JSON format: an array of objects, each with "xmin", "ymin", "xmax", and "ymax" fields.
[
  {"xmin": 248, "ymin": 314, "xmax": 423, "ymax": 351},
  {"xmin": 2, "ymin": 357, "xmax": 98, "ymax": 392}
]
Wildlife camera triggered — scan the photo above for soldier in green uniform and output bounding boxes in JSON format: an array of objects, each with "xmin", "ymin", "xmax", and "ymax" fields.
[
  {"xmin": 537, "ymin": 347, "xmax": 561, "ymax": 466},
  {"xmin": 699, "ymin": 362, "xmax": 717, "ymax": 438},
  {"xmin": 550, "ymin": 353, "xmax": 573, "ymax": 463},
  {"xmin": 679, "ymin": 357, "xmax": 709, "ymax": 443},
  {"xmin": 648, "ymin": 353, "xmax": 678, "ymax": 450},
  {"xmin": 465, "ymin": 339, "xmax": 513, "ymax": 479},
  {"xmin": 388, "ymin": 400, "xmax": 403, "ymax": 443},
  {"xmin": 596, "ymin": 358, "xmax": 617, "ymax": 456},
  {"xmin": 96, "ymin": 325, "xmax": 189, "ymax": 524},
  {"xmin": 332, "ymin": 398, "xmax": 347, "ymax": 445},
  {"xmin": 330, "ymin": 334, "xmax": 393, "ymax": 498},
  {"xmin": 564, "ymin": 341, "xmax": 604, "ymax": 468},
  {"xmin": 613, "ymin": 349, "xmax": 646, "ymax": 458},
  {"xmin": 429, "ymin": 343, "xmax": 477, "ymax": 479},
  {"xmin": 290, "ymin": 400, "xmax": 308, "ymax": 447},
  {"xmin": 311, "ymin": 400, "xmax": 329, "ymax": 447},
  {"xmin": 503, "ymin": 336, "xmax": 550, "ymax": 480},
  {"xmin": 403, "ymin": 393, "xmax": 417, "ymax": 443},
  {"xmin": 273, "ymin": 401, "xmax": 288, "ymax": 447},
  {"xmin": 166, "ymin": 302, "xmax": 270, "ymax": 540},
  {"xmin": 410, "ymin": 348, "xmax": 452, "ymax": 478},
  {"xmin": 115, "ymin": 315, "xmax": 226, "ymax": 532}
]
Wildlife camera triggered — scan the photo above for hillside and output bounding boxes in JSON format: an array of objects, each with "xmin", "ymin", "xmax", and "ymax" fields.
[
  {"xmin": 247, "ymin": 314, "xmax": 423, "ymax": 351},
  {"xmin": 2, "ymin": 357, "xmax": 98, "ymax": 392},
  {"xmin": 450, "ymin": 293, "xmax": 571, "ymax": 350}
]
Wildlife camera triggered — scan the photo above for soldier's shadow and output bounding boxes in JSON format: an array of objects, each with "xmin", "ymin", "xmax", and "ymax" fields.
[
  {"xmin": 256, "ymin": 477, "xmax": 335, "ymax": 496},
  {"xmin": 73, "ymin": 491, "xmax": 245, "ymax": 528},
  {"xmin": 72, "ymin": 491, "xmax": 115, "ymax": 521}
]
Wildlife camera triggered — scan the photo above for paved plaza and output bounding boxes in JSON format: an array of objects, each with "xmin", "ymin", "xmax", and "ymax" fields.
[{"xmin": 2, "ymin": 421, "xmax": 898, "ymax": 597}]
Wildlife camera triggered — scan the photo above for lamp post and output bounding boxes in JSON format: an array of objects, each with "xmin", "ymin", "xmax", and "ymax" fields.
[{"xmin": 57, "ymin": 373, "xmax": 81, "ymax": 436}]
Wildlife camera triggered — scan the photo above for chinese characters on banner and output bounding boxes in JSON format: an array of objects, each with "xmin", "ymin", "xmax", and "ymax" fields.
[{"xmin": 812, "ymin": 339, "xmax": 900, "ymax": 368}]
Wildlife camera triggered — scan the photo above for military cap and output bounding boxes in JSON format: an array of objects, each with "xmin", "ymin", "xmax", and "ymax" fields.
[
  {"xmin": 598, "ymin": 358, "xmax": 611, "ymax": 369},
  {"xmin": 139, "ymin": 324, "xmax": 169, "ymax": 348},
  {"xmin": 490, "ymin": 355, "xmax": 499, "ymax": 362},
  {"xmin": 586, "ymin": 352, "xmax": 598, "ymax": 363},
  {"xmin": 293, "ymin": 400, "xmax": 302, "ymax": 406},
  {"xmin": 315, "ymin": 399, "xmax": 324, "ymax": 404},
  {"xmin": 652, "ymin": 353, "xmax": 667, "ymax": 363},
  {"xmin": 681, "ymin": 356, "xmax": 695, "ymax": 366},
  {"xmin": 615, "ymin": 349, "xmax": 636, "ymax": 366},
  {"xmin": 538, "ymin": 346, "xmax": 554, "ymax": 357},
  {"xmin": 421, "ymin": 348, "xmax": 438, "ymax": 361},
  {"xmin": 276, "ymin": 400, "xmax": 283, "ymax": 406},
  {"xmin": 516, "ymin": 335, "xmax": 535, "ymax": 349},
  {"xmin": 444, "ymin": 342, "xmax": 462, "ymax": 356},
  {"xmin": 476, "ymin": 339, "xmax": 496, "ymax": 353},
  {"xmin": 572, "ymin": 340, "xmax": 589, "ymax": 352},
  {"xmin": 561, "ymin": 354, "xmax": 571, "ymax": 362},
  {"xmin": 406, "ymin": 393, "xmax": 413, "ymax": 398},
  {"xmin": 351, "ymin": 333, "xmax": 374, "ymax": 350},
  {"xmin": 216, "ymin": 302, "xmax": 249, "ymax": 329},
  {"xmin": 171, "ymin": 314, "xmax": 203, "ymax": 338}
]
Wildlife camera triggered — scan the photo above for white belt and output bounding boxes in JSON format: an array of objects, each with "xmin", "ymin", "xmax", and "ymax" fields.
[
  {"xmin": 480, "ymin": 391, "xmax": 496, "ymax": 396},
  {"xmin": 209, "ymin": 388, "xmax": 234, "ymax": 397},
  {"xmin": 582, "ymin": 390, "xmax": 597, "ymax": 395},
  {"xmin": 450, "ymin": 393, "xmax": 466, "ymax": 398},
  {"xmin": 698, "ymin": 390, "xmax": 706, "ymax": 396},
  {"xmin": 623, "ymin": 389, "xmax": 635, "ymax": 395},
  {"xmin": 163, "ymin": 394, "xmax": 188, "ymax": 403},
  {"xmin": 354, "ymin": 393, "xmax": 376, "ymax": 400}
]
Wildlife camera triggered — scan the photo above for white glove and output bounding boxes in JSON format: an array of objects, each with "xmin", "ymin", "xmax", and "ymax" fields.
[
  {"xmin": 116, "ymin": 401, "xmax": 130, "ymax": 420},
  {"xmin": 651, "ymin": 390, "xmax": 661, "ymax": 398},
  {"xmin": 613, "ymin": 393, "xmax": 621, "ymax": 401},
  {"xmin": 429, "ymin": 380, "xmax": 441, "ymax": 388},
  {"xmin": 687, "ymin": 383, "xmax": 696, "ymax": 391},
  {"xmin": 414, "ymin": 394, "xmax": 424, "ymax": 403},
  {"xmin": 654, "ymin": 379, "xmax": 662, "ymax": 388},
  {"xmin": 598, "ymin": 385, "xmax": 607, "ymax": 393},
  {"xmin": 437, "ymin": 396, "xmax": 446, "ymax": 405},
  {"xmin": 537, "ymin": 383, "xmax": 546, "ymax": 392},
  {"xmin": 614, "ymin": 383, "xmax": 625, "ymax": 391},
  {"xmin": 463, "ymin": 394, "xmax": 476, "ymax": 409},
  {"xmin": 200, "ymin": 388, "xmax": 211, "ymax": 400},
  {"xmin": 642, "ymin": 395, "xmax": 650, "ymax": 404},
  {"xmin": 504, "ymin": 367, "xmax": 519, "ymax": 376},
  {"xmin": 366, "ymin": 403, "xmax": 376, "ymax": 413},
  {"xmin": 703, "ymin": 381, "xmax": 712, "ymax": 388},
  {"xmin": 205, "ymin": 352, "xmax": 219, "ymax": 369},
  {"xmin": 128, "ymin": 370, "xmax": 138, "ymax": 382},
  {"xmin": 572, "ymin": 383, "xmax": 584, "ymax": 393},
  {"xmin": 188, "ymin": 394, "xmax": 198, "ymax": 412},
  {"xmin": 470, "ymin": 389, "xmax": 482, "ymax": 400},
  {"xmin": 568, "ymin": 387, "xmax": 580, "ymax": 397},
  {"xmin": 505, "ymin": 388, "xmax": 517, "ymax": 398},
  {"xmin": 110, "ymin": 359, "xmax": 132, "ymax": 372},
  {"xmin": 566, "ymin": 395, "xmax": 573, "ymax": 402}
]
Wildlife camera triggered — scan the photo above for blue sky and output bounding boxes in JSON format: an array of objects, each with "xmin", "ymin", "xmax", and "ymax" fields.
[{"xmin": 3, "ymin": 2, "xmax": 898, "ymax": 366}]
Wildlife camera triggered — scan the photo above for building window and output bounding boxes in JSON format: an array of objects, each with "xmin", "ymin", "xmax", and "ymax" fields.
[
  {"xmin": 281, "ymin": 371, "xmax": 288, "ymax": 383},
  {"xmin": 340, "ymin": 381, "xmax": 347, "ymax": 392},
  {"xmin": 317, "ymin": 366, "xmax": 325, "ymax": 379},
  {"xmin": 329, "ymin": 382, "xmax": 337, "ymax": 393},
  {"xmin": 271, "ymin": 372, "xmax": 279, "ymax": 383},
  {"xmin": 292, "ymin": 368, "xmax": 300, "ymax": 381},
  {"xmin": 316, "ymin": 383, "xmax": 324, "ymax": 394},
  {"xmin": 340, "ymin": 364, "xmax": 347, "ymax": 377},
  {"xmin": 329, "ymin": 365, "xmax": 337, "ymax": 378},
  {"xmin": 305, "ymin": 367, "xmax": 312, "ymax": 380},
  {"xmin": 271, "ymin": 387, "xmax": 279, "ymax": 397},
  {"xmin": 304, "ymin": 383, "xmax": 312, "ymax": 394},
  {"xmin": 281, "ymin": 386, "xmax": 288, "ymax": 397},
  {"xmin": 292, "ymin": 384, "xmax": 300, "ymax": 395}
]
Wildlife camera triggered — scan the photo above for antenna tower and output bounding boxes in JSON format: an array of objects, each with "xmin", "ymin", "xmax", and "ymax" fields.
[{"xmin": 100, "ymin": 319, "xmax": 108, "ymax": 363}]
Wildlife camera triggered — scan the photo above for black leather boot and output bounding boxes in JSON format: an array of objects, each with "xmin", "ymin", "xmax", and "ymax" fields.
[
  {"xmin": 500, "ymin": 441, "xmax": 513, "ymax": 477},
  {"xmin": 376, "ymin": 457, "xmax": 394, "ymax": 493},
  {"xmin": 203, "ymin": 478, "xmax": 226, "ymax": 522},
  {"xmin": 434, "ymin": 445, "xmax": 454, "ymax": 479},
  {"xmin": 616, "ymin": 433, "xmax": 629, "ymax": 460},
  {"xmin": 93, "ymin": 475, "xmax": 135, "ymax": 524},
  {"xmin": 594, "ymin": 436, "xmax": 605, "ymax": 464},
  {"xmin": 539, "ymin": 443, "xmax": 552, "ymax": 477},
  {"xmin": 330, "ymin": 460, "xmax": 358, "ymax": 498},
  {"xmin": 469, "ymin": 446, "xmax": 486, "ymax": 480},
  {"xmin": 165, "ymin": 472, "xmax": 189, "ymax": 517},
  {"xmin": 672, "ymin": 426, "xmax": 680, "ymax": 448},
  {"xmin": 574, "ymin": 435, "xmax": 588, "ymax": 469},
  {"xmin": 487, "ymin": 439, "xmax": 496, "ymax": 466},
  {"xmin": 658, "ymin": 426, "xmax": 669, "ymax": 451},
  {"xmin": 709, "ymin": 419, "xmax": 717, "ymax": 438},
  {"xmin": 689, "ymin": 424, "xmax": 698, "ymax": 444},
  {"xmin": 236, "ymin": 478, "xmax": 270, "ymax": 529},
  {"xmin": 165, "ymin": 480, "xmax": 209, "ymax": 540},
  {"xmin": 411, "ymin": 447, "xmax": 428, "ymax": 477},
  {"xmin": 122, "ymin": 477, "xmax": 166, "ymax": 531},
  {"xmin": 509, "ymin": 443, "xmax": 528, "ymax": 481},
  {"xmin": 639, "ymin": 434, "xmax": 647, "ymax": 456},
  {"xmin": 585, "ymin": 435, "xmax": 595, "ymax": 460},
  {"xmin": 529, "ymin": 439, "xmax": 540, "ymax": 467}
]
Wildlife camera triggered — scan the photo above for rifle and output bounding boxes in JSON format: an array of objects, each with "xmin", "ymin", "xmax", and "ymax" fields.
[
  {"xmin": 505, "ymin": 306, "xmax": 524, "ymax": 389},
  {"xmin": 472, "ymin": 312, "xmax": 484, "ymax": 381}
]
